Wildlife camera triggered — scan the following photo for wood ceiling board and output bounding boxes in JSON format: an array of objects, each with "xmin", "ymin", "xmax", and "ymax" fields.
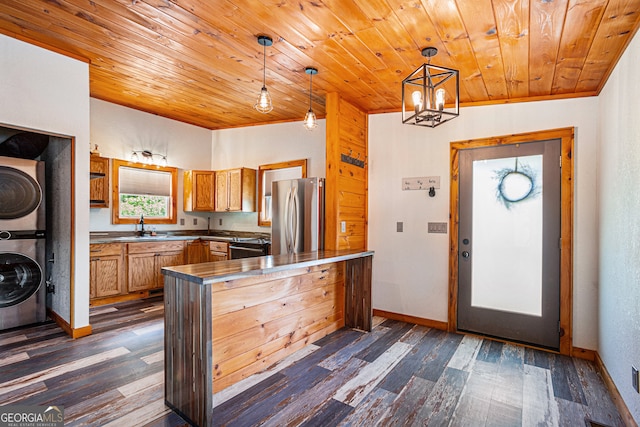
[
  {"xmin": 455, "ymin": 0, "xmax": 509, "ymax": 100},
  {"xmin": 385, "ymin": 0, "xmax": 473, "ymax": 102},
  {"xmin": 575, "ymin": 0, "xmax": 640, "ymax": 92},
  {"xmin": 419, "ymin": 0, "xmax": 489, "ymax": 102},
  {"xmin": 552, "ymin": 0, "xmax": 608, "ymax": 94},
  {"xmin": 528, "ymin": 0, "xmax": 568, "ymax": 96},
  {"xmin": 1, "ymin": 0, "xmax": 639, "ymax": 129},
  {"xmin": 492, "ymin": 0, "xmax": 531, "ymax": 99}
]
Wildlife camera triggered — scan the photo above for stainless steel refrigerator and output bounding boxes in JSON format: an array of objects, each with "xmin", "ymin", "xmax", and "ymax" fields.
[{"xmin": 271, "ymin": 177, "xmax": 324, "ymax": 255}]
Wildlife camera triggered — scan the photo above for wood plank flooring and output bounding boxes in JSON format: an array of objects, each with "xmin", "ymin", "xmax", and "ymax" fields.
[{"xmin": 0, "ymin": 297, "xmax": 625, "ymax": 427}]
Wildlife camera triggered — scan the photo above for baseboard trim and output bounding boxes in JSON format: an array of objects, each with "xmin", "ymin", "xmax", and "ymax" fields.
[
  {"xmin": 571, "ymin": 346, "xmax": 596, "ymax": 361},
  {"xmin": 594, "ymin": 352, "xmax": 638, "ymax": 427},
  {"xmin": 372, "ymin": 309, "xmax": 448, "ymax": 331},
  {"xmin": 47, "ymin": 308, "xmax": 92, "ymax": 339}
]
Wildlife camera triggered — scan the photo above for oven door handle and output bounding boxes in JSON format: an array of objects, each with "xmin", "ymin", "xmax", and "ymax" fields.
[{"xmin": 229, "ymin": 246, "xmax": 265, "ymax": 253}]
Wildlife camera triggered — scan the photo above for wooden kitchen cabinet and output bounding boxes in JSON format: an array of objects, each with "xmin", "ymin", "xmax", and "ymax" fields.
[
  {"xmin": 89, "ymin": 243, "xmax": 124, "ymax": 300},
  {"xmin": 127, "ymin": 240, "xmax": 186, "ymax": 291},
  {"xmin": 90, "ymin": 155, "xmax": 109, "ymax": 208},
  {"xmin": 187, "ymin": 239, "xmax": 210, "ymax": 264},
  {"xmin": 215, "ymin": 168, "xmax": 256, "ymax": 212},
  {"xmin": 209, "ymin": 240, "xmax": 229, "ymax": 261},
  {"xmin": 184, "ymin": 170, "xmax": 215, "ymax": 211}
]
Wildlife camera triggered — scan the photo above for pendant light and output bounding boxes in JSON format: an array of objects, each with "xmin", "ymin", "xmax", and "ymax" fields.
[
  {"xmin": 254, "ymin": 35, "xmax": 273, "ymax": 113},
  {"xmin": 303, "ymin": 67, "xmax": 318, "ymax": 130},
  {"xmin": 401, "ymin": 47, "xmax": 459, "ymax": 128}
]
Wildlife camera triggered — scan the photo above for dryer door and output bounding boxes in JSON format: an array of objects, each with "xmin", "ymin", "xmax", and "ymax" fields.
[
  {"xmin": 0, "ymin": 252, "xmax": 43, "ymax": 307},
  {"xmin": 0, "ymin": 166, "xmax": 43, "ymax": 220}
]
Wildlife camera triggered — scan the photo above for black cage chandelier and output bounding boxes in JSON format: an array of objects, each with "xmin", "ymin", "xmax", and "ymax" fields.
[{"xmin": 402, "ymin": 47, "xmax": 459, "ymax": 128}]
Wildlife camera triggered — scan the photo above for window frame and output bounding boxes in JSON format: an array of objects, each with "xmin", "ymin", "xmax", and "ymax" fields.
[{"xmin": 111, "ymin": 158, "xmax": 178, "ymax": 225}]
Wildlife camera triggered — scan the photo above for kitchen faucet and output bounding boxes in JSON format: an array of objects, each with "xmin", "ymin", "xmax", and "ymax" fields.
[{"xmin": 138, "ymin": 214, "xmax": 145, "ymax": 236}]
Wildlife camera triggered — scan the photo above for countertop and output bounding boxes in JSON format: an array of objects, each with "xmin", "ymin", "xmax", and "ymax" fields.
[
  {"xmin": 161, "ymin": 249, "xmax": 374, "ymax": 285},
  {"xmin": 90, "ymin": 230, "xmax": 270, "ymax": 244}
]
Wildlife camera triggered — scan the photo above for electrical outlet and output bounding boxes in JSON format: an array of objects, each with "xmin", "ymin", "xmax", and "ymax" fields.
[
  {"xmin": 193, "ymin": 218, "xmax": 197, "ymax": 225},
  {"xmin": 219, "ymin": 218, "xmax": 222, "ymax": 226},
  {"xmin": 633, "ymin": 366, "xmax": 639, "ymax": 393},
  {"xmin": 340, "ymin": 221, "xmax": 346, "ymax": 233},
  {"xmin": 180, "ymin": 218, "xmax": 185, "ymax": 225},
  {"xmin": 428, "ymin": 222, "xmax": 447, "ymax": 233}
]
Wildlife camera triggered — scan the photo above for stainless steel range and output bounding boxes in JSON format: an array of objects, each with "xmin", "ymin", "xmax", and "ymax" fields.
[{"xmin": 229, "ymin": 238, "xmax": 270, "ymax": 259}]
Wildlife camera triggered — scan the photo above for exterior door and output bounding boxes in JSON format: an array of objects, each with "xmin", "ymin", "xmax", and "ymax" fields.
[{"xmin": 457, "ymin": 139, "xmax": 561, "ymax": 349}]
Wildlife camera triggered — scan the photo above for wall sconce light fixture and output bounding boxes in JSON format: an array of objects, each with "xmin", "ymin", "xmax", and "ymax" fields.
[{"xmin": 131, "ymin": 150, "xmax": 167, "ymax": 166}]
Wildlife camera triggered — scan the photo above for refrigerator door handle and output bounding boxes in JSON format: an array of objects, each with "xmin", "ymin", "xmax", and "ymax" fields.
[
  {"xmin": 291, "ymin": 189, "xmax": 299, "ymax": 252},
  {"xmin": 284, "ymin": 187, "xmax": 292, "ymax": 253}
]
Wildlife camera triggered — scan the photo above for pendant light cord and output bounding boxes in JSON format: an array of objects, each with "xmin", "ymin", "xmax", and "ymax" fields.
[
  {"xmin": 308, "ymin": 72, "xmax": 313, "ymax": 109},
  {"xmin": 262, "ymin": 43, "xmax": 266, "ymax": 88}
]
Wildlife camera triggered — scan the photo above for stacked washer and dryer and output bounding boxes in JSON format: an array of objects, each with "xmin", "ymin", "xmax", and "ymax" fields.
[{"xmin": 0, "ymin": 155, "xmax": 47, "ymax": 330}]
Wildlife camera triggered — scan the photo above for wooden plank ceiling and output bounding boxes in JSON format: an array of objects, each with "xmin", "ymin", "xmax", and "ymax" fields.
[{"xmin": 1, "ymin": 0, "xmax": 638, "ymax": 130}]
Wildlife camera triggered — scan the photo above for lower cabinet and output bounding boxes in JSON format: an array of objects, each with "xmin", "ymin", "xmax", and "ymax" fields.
[
  {"xmin": 209, "ymin": 240, "xmax": 229, "ymax": 261},
  {"xmin": 127, "ymin": 241, "xmax": 186, "ymax": 292},
  {"xmin": 90, "ymin": 238, "xmax": 233, "ymax": 305},
  {"xmin": 187, "ymin": 239, "xmax": 210, "ymax": 264},
  {"xmin": 90, "ymin": 243, "xmax": 125, "ymax": 300}
]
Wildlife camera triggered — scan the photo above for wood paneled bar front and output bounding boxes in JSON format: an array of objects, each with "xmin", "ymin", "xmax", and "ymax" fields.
[{"xmin": 162, "ymin": 250, "xmax": 373, "ymax": 427}]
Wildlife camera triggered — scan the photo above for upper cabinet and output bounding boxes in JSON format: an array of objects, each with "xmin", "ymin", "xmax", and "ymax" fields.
[
  {"xmin": 184, "ymin": 170, "xmax": 215, "ymax": 212},
  {"xmin": 215, "ymin": 168, "xmax": 256, "ymax": 212},
  {"xmin": 90, "ymin": 155, "xmax": 109, "ymax": 208}
]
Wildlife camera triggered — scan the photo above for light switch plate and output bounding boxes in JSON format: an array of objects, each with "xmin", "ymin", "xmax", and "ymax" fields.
[
  {"xmin": 397, "ymin": 222, "xmax": 403, "ymax": 232},
  {"xmin": 340, "ymin": 221, "xmax": 346, "ymax": 233}
]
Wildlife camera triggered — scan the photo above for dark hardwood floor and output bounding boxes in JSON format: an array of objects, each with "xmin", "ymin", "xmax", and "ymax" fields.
[{"xmin": 0, "ymin": 297, "xmax": 624, "ymax": 426}]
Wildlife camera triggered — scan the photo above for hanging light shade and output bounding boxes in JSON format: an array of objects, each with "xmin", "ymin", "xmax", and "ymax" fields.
[
  {"xmin": 303, "ymin": 67, "xmax": 318, "ymax": 130},
  {"xmin": 402, "ymin": 47, "xmax": 459, "ymax": 128},
  {"xmin": 255, "ymin": 35, "xmax": 273, "ymax": 113}
]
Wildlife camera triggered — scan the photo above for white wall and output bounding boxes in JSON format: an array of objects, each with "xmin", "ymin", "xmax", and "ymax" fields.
[
  {"xmin": 0, "ymin": 34, "xmax": 90, "ymax": 328},
  {"xmin": 89, "ymin": 98, "xmax": 214, "ymax": 232},
  {"xmin": 598, "ymin": 30, "xmax": 640, "ymax": 422},
  {"xmin": 368, "ymin": 98, "xmax": 599, "ymax": 350},
  {"xmin": 210, "ymin": 120, "xmax": 326, "ymax": 232}
]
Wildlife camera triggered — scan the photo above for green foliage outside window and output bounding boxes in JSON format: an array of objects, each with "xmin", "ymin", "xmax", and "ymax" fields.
[{"xmin": 119, "ymin": 194, "xmax": 169, "ymax": 218}]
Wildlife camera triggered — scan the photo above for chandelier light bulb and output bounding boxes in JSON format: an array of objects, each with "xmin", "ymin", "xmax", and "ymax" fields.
[
  {"xmin": 436, "ymin": 88, "xmax": 446, "ymax": 111},
  {"xmin": 412, "ymin": 91, "xmax": 423, "ymax": 113}
]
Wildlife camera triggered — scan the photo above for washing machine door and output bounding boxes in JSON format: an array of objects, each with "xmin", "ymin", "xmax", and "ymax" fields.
[
  {"xmin": 0, "ymin": 252, "xmax": 43, "ymax": 308},
  {"xmin": 0, "ymin": 165, "xmax": 43, "ymax": 220}
]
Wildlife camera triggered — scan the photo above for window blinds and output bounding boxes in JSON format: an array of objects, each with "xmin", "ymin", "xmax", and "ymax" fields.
[{"xmin": 119, "ymin": 167, "xmax": 172, "ymax": 196}]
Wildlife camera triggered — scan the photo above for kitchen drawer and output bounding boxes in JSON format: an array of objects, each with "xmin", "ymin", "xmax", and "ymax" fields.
[
  {"xmin": 89, "ymin": 243, "xmax": 123, "ymax": 257},
  {"xmin": 209, "ymin": 241, "xmax": 229, "ymax": 253},
  {"xmin": 127, "ymin": 240, "xmax": 186, "ymax": 254}
]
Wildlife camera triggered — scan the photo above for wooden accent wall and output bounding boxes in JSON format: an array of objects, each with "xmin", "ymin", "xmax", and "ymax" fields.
[
  {"xmin": 211, "ymin": 263, "xmax": 345, "ymax": 392},
  {"xmin": 325, "ymin": 92, "xmax": 368, "ymax": 251}
]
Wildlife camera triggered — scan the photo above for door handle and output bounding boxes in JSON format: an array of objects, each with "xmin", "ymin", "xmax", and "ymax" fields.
[{"xmin": 461, "ymin": 251, "xmax": 470, "ymax": 258}]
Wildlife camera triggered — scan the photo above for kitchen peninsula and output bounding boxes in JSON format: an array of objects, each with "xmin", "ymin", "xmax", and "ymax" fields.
[{"xmin": 162, "ymin": 249, "xmax": 373, "ymax": 427}]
